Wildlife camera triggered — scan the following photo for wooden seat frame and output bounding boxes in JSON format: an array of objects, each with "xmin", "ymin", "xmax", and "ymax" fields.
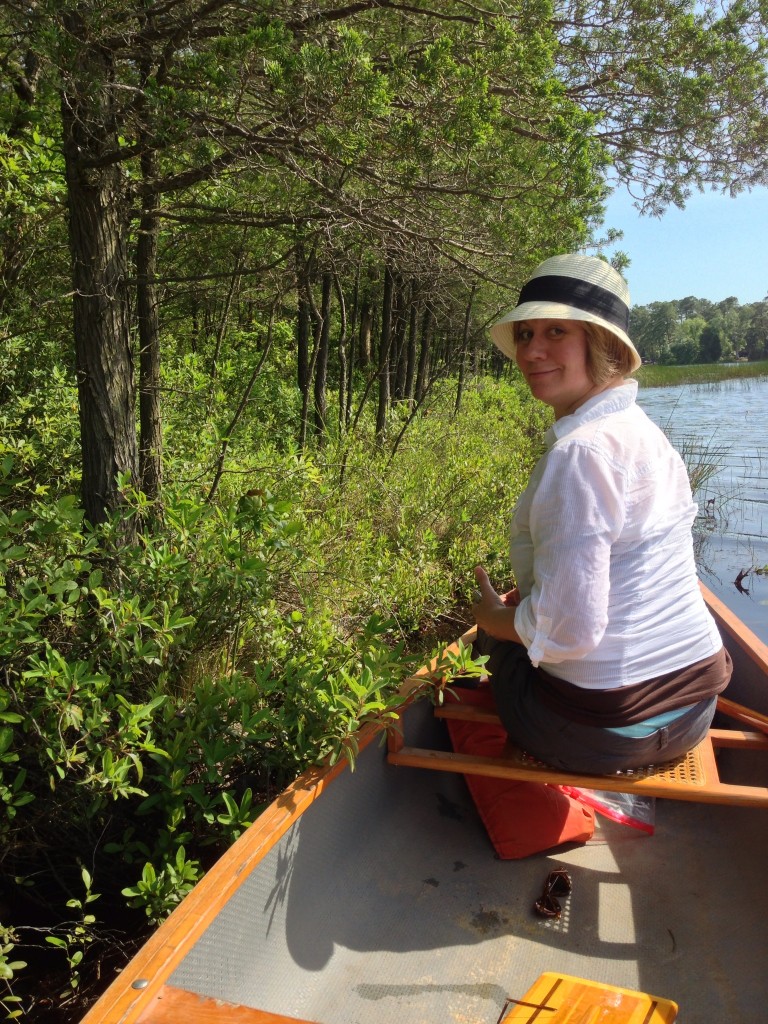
[{"xmin": 388, "ymin": 592, "xmax": 768, "ymax": 808}]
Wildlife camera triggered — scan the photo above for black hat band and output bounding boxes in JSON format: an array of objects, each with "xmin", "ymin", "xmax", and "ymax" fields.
[{"xmin": 517, "ymin": 275, "xmax": 629, "ymax": 334}]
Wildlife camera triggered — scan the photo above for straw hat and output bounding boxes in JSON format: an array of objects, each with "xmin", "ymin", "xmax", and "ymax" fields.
[{"xmin": 490, "ymin": 254, "xmax": 641, "ymax": 372}]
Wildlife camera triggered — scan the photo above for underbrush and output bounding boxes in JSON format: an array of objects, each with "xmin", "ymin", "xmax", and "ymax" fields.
[{"xmin": 0, "ymin": 373, "xmax": 543, "ymax": 1018}]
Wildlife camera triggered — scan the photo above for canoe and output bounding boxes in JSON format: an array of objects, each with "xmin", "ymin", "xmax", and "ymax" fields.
[{"xmin": 81, "ymin": 583, "xmax": 768, "ymax": 1024}]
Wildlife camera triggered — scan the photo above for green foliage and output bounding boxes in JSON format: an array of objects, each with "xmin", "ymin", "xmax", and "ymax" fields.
[
  {"xmin": 0, "ymin": 924, "xmax": 26, "ymax": 1020},
  {"xmin": 631, "ymin": 297, "xmax": 767, "ymax": 366},
  {"xmin": 0, "ymin": 359, "xmax": 547, "ymax": 1010},
  {"xmin": 121, "ymin": 847, "xmax": 201, "ymax": 926},
  {"xmin": 432, "ymin": 638, "xmax": 491, "ymax": 707},
  {"xmin": 284, "ymin": 377, "xmax": 548, "ymax": 632},
  {"xmin": 44, "ymin": 867, "xmax": 100, "ymax": 999},
  {"xmin": 162, "ymin": 340, "xmax": 302, "ymax": 459},
  {"xmin": 661, "ymin": 339, "xmax": 700, "ymax": 366},
  {"xmin": 699, "ymin": 323, "xmax": 723, "ymax": 363},
  {"xmin": 4, "ymin": 2, "xmax": 765, "ymax": 1011},
  {"xmin": 0, "ymin": 128, "xmax": 63, "ymax": 214}
]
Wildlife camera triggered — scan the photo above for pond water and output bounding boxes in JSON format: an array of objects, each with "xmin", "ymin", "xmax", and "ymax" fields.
[{"xmin": 637, "ymin": 375, "xmax": 768, "ymax": 645}]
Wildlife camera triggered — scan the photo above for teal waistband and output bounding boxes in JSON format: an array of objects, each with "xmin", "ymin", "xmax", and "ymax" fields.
[{"xmin": 604, "ymin": 704, "xmax": 694, "ymax": 738}]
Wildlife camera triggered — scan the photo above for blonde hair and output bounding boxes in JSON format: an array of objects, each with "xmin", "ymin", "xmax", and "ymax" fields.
[
  {"xmin": 583, "ymin": 323, "xmax": 637, "ymax": 385},
  {"xmin": 511, "ymin": 320, "xmax": 636, "ymax": 386}
]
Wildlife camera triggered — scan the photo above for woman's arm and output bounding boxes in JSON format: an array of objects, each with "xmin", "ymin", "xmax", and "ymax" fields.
[{"xmin": 472, "ymin": 565, "xmax": 524, "ymax": 644}]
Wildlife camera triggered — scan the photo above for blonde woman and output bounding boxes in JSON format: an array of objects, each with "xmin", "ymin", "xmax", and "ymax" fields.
[{"xmin": 472, "ymin": 254, "xmax": 731, "ymax": 773}]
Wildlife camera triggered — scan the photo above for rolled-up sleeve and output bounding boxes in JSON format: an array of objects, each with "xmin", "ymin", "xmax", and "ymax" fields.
[{"xmin": 515, "ymin": 441, "xmax": 626, "ymax": 667}]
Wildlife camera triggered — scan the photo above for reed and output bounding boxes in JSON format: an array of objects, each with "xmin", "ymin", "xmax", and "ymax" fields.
[{"xmin": 673, "ymin": 434, "xmax": 730, "ymax": 497}]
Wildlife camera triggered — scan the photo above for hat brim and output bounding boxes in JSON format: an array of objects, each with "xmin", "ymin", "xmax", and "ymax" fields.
[{"xmin": 490, "ymin": 300, "xmax": 642, "ymax": 373}]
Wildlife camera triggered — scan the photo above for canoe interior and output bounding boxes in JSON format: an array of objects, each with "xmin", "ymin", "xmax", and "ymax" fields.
[
  {"xmin": 164, "ymin": 702, "xmax": 767, "ymax": 1023},
  {"xmin": 84, "ymin": 593, "xmax": 768, "ymax": 1024}
]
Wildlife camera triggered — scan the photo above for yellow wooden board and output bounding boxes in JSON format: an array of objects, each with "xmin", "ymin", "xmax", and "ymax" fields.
[{"xmin": 500, "ymin": 972, "xmax": 678, "ymax": 1023}]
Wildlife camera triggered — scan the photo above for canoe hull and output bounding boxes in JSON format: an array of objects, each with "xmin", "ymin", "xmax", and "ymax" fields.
[{"xmin": 81, "ymin": 586, "xmax": 768, "ymax": 1024}]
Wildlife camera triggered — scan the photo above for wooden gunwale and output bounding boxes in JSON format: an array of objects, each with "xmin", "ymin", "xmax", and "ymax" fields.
[
  {"xmin": 134, "ymin": 984, "xmax": 319, "ymax": 1023},
  {"xmin": 699, "ymin": 581, "xmax": 768, "ymax": 676}
]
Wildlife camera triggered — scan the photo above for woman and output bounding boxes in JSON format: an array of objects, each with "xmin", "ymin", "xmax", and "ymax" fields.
[{"xmin": 472, "ymin": 253, "xmax": 731, "ymax": 774}]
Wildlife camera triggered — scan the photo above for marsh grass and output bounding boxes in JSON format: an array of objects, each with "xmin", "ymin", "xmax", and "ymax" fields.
[
  {"xmin": 637, "ymin": 360, "xmax": 768, "ymax": 389},
  {"xmin": 673, "ymin": 434, "xmax": 731, "ymax": 497}
]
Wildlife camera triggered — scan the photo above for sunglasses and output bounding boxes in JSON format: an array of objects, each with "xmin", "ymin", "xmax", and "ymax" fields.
[{"xmin": 533, "ymin": 868, "xmax": 572, "ymax": 918}]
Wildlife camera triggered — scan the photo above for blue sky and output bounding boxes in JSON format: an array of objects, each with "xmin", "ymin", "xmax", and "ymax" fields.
[{"xmin": 600, "ymin": 184, "xmax": 768, "ymax": 307}]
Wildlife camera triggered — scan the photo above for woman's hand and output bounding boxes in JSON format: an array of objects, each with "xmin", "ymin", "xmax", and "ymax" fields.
[{"xmin": 472, "ymin": 566, "xmax": 524, "ymax": 643}]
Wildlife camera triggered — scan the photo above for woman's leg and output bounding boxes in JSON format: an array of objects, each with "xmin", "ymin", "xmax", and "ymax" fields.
[{"xmin": 473, "ymin": 630, "xmax": 717, "ymax": 774}]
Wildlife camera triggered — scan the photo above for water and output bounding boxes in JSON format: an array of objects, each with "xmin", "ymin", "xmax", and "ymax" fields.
[{"xmin": 637, "ymin": 375, "xmax": 768, "ymax": 645}]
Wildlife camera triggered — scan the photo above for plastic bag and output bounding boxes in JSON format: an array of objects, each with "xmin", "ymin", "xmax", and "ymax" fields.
[{"xmin": 560, "ymin": 787, "xmax": 656, "ymax": 835}]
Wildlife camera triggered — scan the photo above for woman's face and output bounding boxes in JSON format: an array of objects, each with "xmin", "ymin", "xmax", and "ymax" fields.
[{"xmin": 514, "ymin": 318, "xmax": 601, "ymax": 419}]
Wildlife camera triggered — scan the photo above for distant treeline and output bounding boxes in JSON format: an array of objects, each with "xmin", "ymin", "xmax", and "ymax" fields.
[{"xmin": 630, "ymin": 295, "xmax": 768, "ymax": 365}]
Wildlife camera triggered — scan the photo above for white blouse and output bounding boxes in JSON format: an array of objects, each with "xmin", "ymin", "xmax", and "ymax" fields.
[{"xmin": 510, "ymin": 380, "xmax": 723, "ymax": 689}]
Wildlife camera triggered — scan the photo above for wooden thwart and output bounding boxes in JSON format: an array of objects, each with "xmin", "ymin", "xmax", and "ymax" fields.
[{"xmin": 388, "ymin": 681, "xmax": 768, "ymax": 807}]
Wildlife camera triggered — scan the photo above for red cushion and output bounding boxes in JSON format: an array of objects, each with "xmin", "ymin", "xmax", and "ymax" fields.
[{"xmin": 444, "ymin": 683, "xmax": 595, "ymax": 859}]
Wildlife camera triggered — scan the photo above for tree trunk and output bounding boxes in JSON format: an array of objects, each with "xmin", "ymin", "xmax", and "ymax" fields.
[
  {"xmin": 375, "ymin": 264, "xmax": 395, "ymax": 441},
  {"xmin": 296, "ymin": 245, "xmax": 311, "ymax": 397},
  {"xmin": 454, "ymin": 284, "xmax": 476, "ymax": 415},
  {"xmin": 404, "ymin": 283, "xmax": 419, "ymax": 404},
  {"xmin": 358, "ymin": 294, "xmax": 373, "ymax": 366},
  {"xmin": 345, "ymin": 265, "xmax": 360, "ymax": 427},
  {"xmin": 392, "ymin": 275, "xmax": 408, "ymax": 402},
  {"xmin": 415, "ymin": 303, "xmax": 433, "ymax": 404},
  {"xmin": 137, "ymin": 150, "xmax": 163, "ymax": 500},
  {"xmin": 313, "ymin": 272, "xmax": 332, "ymax": 439},
  {"xmin": 333, "ymin": 273, "xmax": 348, "ymax": 433},
  {"xmin": 60, "ymin": 38, "xmax": 137, "ymax": 526}
]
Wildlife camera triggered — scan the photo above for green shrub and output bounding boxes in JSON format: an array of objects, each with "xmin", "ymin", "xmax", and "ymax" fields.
[
  {"xmin": 0, "ymin": 462, "xmax": 413, "ymax": 1006},
  {"xmin": 0, "ymin": 368, "xmax": 542, "ymax": 1011}
]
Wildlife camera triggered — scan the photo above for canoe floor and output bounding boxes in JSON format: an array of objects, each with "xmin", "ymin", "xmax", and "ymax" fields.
[{"xmin": 167, "ymin": 700, "xmax": 768, "ymax": 1024}]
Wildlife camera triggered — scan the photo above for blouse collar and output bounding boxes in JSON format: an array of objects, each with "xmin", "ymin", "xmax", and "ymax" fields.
[{"xmin": 546, "ymin": 379, "xmax": 638, "ymax": 447}]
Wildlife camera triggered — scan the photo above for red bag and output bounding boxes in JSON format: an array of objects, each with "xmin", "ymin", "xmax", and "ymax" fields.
[{"xmin": 444, "ymin": 684, "xmax": 595, "ymax": 859}]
